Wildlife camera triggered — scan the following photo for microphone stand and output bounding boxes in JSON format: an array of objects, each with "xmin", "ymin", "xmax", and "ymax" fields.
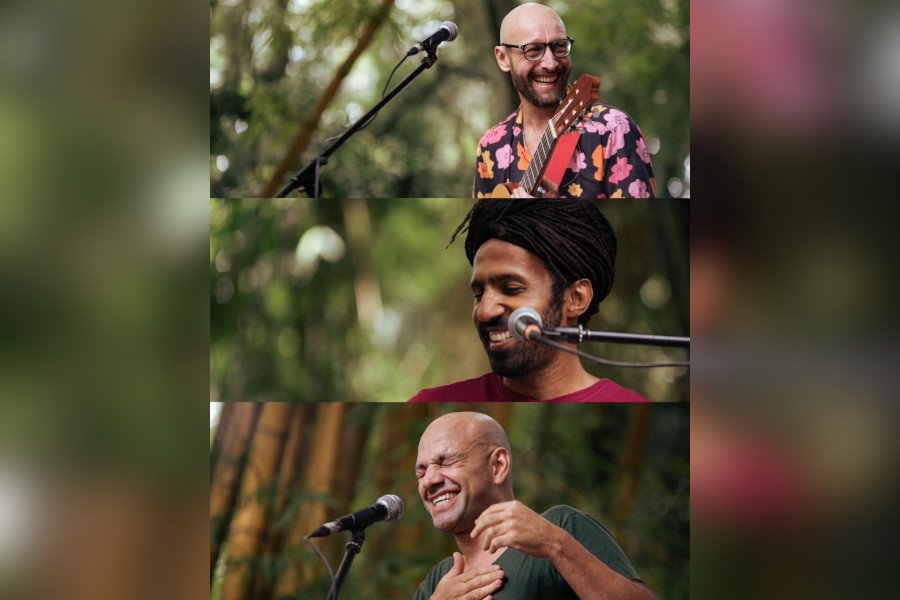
[
  {"xmin": 326, "ymin": 527, "xmax": 367, "ymax": 600},
  {"xmin": 276, "ymin": 47, "xmax": 443, "ymax": 198},
  {"xmin": 544, "ymin": 326, "xmax": 690, "ymax": 348}
]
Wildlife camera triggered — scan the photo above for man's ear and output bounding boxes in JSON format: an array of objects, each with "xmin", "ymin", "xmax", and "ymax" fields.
[
  {"xmin": 565, "ymin": 278, "xmax": 594, "ymax": 323},
  {"xmin": 494, "ymin": 46, "xmax": 511, "ymax": 72},
  {"xmin": 490, "ymin": 447, "xmax": 511, "ymax": 485}
]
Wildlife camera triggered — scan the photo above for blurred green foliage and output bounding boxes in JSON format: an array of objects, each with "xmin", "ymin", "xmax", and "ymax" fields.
[
  {"xmin": 209, "ymin": 402, "xmax": 689, "ymax": 600},
  {"xmin": 210, "ymin": 0, "xmax": 689, "ymax": 197},
  {"xmin": 210, "ymin": 199, "xmax": 688, "ymax": 402}
]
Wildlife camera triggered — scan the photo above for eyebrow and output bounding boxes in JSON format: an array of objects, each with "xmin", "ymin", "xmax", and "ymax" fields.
[
  {"xmin": 470, "ymin": 273, "xmax": 527, "ymax": 290},
  {"xmin": 415, "ymin": 452, "xmax": 464, "ymax": 473}
]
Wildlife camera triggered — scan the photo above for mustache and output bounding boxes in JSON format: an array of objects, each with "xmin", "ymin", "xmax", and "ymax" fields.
[{"xmin": 478, "ymin": 317, "xmax": 508, "ymax": 336}]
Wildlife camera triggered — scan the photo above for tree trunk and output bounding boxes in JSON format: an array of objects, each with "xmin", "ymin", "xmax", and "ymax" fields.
[
  {"xmin": 260, "ymin": 0, "xmax": 396, "ymax": 197},
  {"xmin": 343, "ymin": 199, "xmax": 382, "ymax": 330},
  {"xmin": 272, "ymin": 402, "xmax": 348, "ymax": 597},
  {"xmin": 220, "ymin": 402, "xmax": 295, "ymax": 600},
  {"xmin": 612, "ymin": 404, "xmax": 652, "ymax": 550},
  {"xmin": 248, "ymin": 403, "xmax": 315, "ymax": 599},
  {"xmin": 210, "ymin": 402, "xmax": 262, "ymax": 582}
]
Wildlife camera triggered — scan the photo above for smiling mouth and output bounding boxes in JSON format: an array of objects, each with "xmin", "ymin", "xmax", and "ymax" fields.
[
  {"xmin": 432, "ymin": 492, "xmax": 458, "ymax": 507},
  {"xmin": 533, "ymin": 73, "xmax": 559, "ymax": 85},
  {"xmin": 489, "ymin": 330, "xmax": 511, "ymax": 343}
]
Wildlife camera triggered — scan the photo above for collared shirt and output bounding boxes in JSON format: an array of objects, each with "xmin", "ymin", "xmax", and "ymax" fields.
[{"xmin": 473, "ymin": 103, "xmax": 656, "ymax": 198}]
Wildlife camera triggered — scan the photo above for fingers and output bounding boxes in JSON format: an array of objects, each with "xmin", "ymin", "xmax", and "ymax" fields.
[
  {"xmin": 463, "ymin": 568, "xmax": 504, "ymax": 600},
  {"xmin": 509, "ymin": 178, "xmax": 560, "ymax": 198},
  {"xmin": 540, "ymin": 176, "xmax": 560, "ymax": 198},
  {"xmin": 470, "ymin": 501, "xmax": 514, "ymax": 538},
  {"xmin": 433, "ymin": 562, "xmax": 504, "ymax": 600}
]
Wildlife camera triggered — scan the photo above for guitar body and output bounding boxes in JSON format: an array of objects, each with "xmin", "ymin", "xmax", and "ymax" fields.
[
  {"xmin": 489, "ymin": 182, "xmax": 518, "ymax": 198},
  {"xmin": 483, "ymin": 74, "xmax": 599, "ymax": 199}
]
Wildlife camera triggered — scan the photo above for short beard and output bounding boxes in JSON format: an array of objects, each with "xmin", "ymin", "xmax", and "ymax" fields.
[
  {"xmin": 511, "ymin": 67, "xmax": 568, "ymax": 109},
  {"xmin": 480, "ymin": 292, "xmax": 565, "ymax": 378}
]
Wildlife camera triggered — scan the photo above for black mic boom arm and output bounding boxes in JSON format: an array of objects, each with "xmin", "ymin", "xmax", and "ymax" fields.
[{"xmin": 545, "ymin": 326, "xmax": 690, "ymax": 348}]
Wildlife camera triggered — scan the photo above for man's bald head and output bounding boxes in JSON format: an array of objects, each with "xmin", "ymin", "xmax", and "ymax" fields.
[
  {"xmin": 499, "ymin": 3, "xmax": 566, "ymax": 44},
  {"xmin": 419, "ymin": 411, "xmax": 511, "ymax": 456}
]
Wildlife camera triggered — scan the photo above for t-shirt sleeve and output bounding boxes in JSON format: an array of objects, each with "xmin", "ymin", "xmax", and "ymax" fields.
[{"xmin": 551, "ymin": 506, "xmax": 643, "ymax": 583}]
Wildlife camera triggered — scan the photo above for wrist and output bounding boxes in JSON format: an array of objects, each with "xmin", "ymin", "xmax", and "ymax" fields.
[{"xmin": 546, "ymin": 524, "xmax": 568, "ymax": 562}]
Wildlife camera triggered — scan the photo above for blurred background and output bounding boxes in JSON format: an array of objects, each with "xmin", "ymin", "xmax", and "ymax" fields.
[
  {"xmin": 210, "ymin": 199, "xmax": 690, "ymax": 402},
  {"xmin": 209, "ymin": 0, "xmax": 690, "ymax": 197},
  {"xmin": 209, "ymin": 402, "xmax": 689, "ymax": 600}
]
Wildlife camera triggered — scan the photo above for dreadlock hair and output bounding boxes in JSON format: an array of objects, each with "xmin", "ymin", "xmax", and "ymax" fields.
[{"xmin": 448, "ymin": 198, "xmax": 617, "ymax": 326}]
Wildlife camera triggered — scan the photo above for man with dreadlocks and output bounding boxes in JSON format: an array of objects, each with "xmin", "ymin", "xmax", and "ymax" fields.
[
  {"xmin": 474, "ymin": 3, "xmax": 655, "ymax": 199},
  {"xmin": 410, "ymin": 198, "xmax": 647, "ymax": 402}
]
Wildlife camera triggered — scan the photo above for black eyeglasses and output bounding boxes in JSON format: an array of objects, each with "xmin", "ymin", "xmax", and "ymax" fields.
[{"xmin": 500, "ymin": 37, "xmax": 574, "ymax": 62}]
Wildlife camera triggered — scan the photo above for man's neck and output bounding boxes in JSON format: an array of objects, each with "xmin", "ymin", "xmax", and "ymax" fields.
[
  {"xmin": 520, "ymin": 100, "xmax": 558, "ymax": 129},
  {"xmin": 453, "ymin": 533, "xmax": 507, "ymax": 566},
  {"xmin": 502, "ymin": 350, "xmax": 599, "ymax": 401}
]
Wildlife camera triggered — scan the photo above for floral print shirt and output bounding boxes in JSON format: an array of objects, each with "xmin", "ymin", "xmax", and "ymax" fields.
[{"xmin": 473, "ymin": 103, "xmax": 656, "ymax": 198}]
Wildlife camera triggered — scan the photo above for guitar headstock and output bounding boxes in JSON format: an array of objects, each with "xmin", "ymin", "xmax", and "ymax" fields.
[{"xmin": 550, "ymin": 74, "xmax": 600, "ymax": 136}]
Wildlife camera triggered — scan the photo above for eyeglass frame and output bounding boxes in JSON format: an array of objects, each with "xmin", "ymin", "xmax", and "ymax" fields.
[{"xmin": 499, "ymin": 37, "xmax": 574, "ymax": 62}]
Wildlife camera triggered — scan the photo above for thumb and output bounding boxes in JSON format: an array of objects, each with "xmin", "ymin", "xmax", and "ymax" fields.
[
  {"xmin": 448, "ymin": 551, "xmax": 466, "ymax": 575},
  {"xmin": 540, "ymin": 176, "xmax": 560, "ymax": 198}
]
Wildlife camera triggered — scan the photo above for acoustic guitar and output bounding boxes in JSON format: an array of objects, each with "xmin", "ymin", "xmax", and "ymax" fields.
[{"xmin": 490, "ymin": 73, "xmax": 600, "ymax": 198}]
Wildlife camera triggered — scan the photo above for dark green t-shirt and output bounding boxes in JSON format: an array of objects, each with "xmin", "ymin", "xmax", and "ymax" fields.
[{"xmin": 413, "ymin": 505, "xmax": 642, "ymax": 600}]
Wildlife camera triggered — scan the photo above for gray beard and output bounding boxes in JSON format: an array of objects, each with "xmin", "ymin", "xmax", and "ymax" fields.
[{"xmin": 511, "ymin": 69, "xmax": 568, "ymax": 109}]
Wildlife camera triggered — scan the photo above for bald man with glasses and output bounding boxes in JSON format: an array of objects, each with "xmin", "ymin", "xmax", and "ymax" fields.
[{"xmin": 474, "ymin": 3, "xmax": 656, "ymax": 199}]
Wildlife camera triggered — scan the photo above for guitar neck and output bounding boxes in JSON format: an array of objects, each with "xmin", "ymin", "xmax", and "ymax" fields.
[{"xmin": 520, "ymin": 124, "xmax": 559, "ymax": 195}]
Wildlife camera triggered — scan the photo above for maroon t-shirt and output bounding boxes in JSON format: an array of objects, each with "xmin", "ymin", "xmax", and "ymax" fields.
[{"xmin": 408, "ymin": 372, "xmax": 648, "ymax": 403}]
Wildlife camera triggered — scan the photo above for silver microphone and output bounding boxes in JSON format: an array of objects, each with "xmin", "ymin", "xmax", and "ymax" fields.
[
  {"xmin": 408, "ymin": 21, "xmax": 459, "ymax": 55},
  {"xmin": 308, "ymin": 494, "xmax": 404, "ymax": 538},
  {"xmin": 508, "ymin": 307, "xmax": 543, "ymax": 341}
]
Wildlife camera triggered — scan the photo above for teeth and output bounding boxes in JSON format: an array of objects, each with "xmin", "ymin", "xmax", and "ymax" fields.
[
  {"xmin": 534, "ymin": 75, "xmax": 558, "ymax": 84},
  {"xmin": 432, "ymin": 492, "xmax": 457, "ymax": 505},
  {"xmin": 489, "ymin": 331, "xmax": 511, "ymax": 342}
]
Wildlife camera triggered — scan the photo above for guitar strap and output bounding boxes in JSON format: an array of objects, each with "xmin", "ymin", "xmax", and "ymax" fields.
[{"xmin": 543, "ymin": 131, "xmax": 581, "ymax": 189}]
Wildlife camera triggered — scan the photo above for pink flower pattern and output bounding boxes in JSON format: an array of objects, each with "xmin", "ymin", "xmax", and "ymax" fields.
[
  {"xmin": 628, "ymin": 180, "xmax": 650, "ymax": 198},
  {"xmin": 568, "ymin": 150, "xmax": 586, "ymax": 173},
  {"xmin": 603, "ymin": 109, "xmax": 631, "ymax": 135},
  {"xmin": 608, "ymin": 157, "xmax": 633, "ymax": 185},
  {"xmin": 480, "ymin": 124, "xmax": 507, "ymax": 147},
  {"xmin": 495, "ymin": 144, "xmax": 513, "ymax": 170},
  {"xmin": 636, "ymin": 138, "xmax": 651, "ymax": 164},
  {"xmin": 606, "ymin": 128, "xmax": 626, "ymax": 156}
]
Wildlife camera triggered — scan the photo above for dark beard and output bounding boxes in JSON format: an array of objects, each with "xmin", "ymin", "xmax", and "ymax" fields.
[
  {"xmin": 479, "ymin": 299, "xmax": 564, "ymax": 378},
  {"xmin": 511, "ymin": 68, "xmax": 569, "ymax": 109}
]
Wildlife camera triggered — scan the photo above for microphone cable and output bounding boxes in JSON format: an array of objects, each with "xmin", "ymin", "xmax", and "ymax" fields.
[
  {"xmin": 304, "ymin": 534, "xmax": 337, "ymax": 595},
  {"xmin": 527, "ymin": 330, "xmax": 690, "ymax": 369}
]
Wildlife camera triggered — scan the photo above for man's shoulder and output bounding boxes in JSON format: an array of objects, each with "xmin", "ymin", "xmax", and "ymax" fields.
[
  {"xmin": 547, "ymin": 379, "xmax": 649, "ymax": 403},
  {"xmin": 478, "ymin": 109, "xmax": 521, "ymax": 148},
  {"xmin": 579, "ymin": 102, "xmax": 641, "ymax": 134},
  {"xmin": 541, "ymin": 504, "xmax": 585, "ymax": 523},
  {"xmin": 408, "ymin": 373, "xmax": 498, "ymax": 403}
]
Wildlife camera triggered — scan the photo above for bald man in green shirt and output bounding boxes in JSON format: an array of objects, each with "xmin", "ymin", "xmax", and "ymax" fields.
[{"xmin": 413, "ymin": 412, "xmax": 656, "ymax": 600}]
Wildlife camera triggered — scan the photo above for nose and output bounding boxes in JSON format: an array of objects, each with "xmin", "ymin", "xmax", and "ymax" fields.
[
  {"xmin": 537, "ymin": 46, "xmax": 559, "ymax": 70},
  {"xmin": 420, "ymin": 464, "xmax": 443, "ymax": 492},
  {"xmin": 474, "ymin": 289, "xmax": 505, "ymax": 324}
]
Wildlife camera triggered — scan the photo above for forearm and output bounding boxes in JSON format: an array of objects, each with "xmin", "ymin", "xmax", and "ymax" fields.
[{"xmin": 547, "ymin": 528, "xmax": 657, "ymax": 600}]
